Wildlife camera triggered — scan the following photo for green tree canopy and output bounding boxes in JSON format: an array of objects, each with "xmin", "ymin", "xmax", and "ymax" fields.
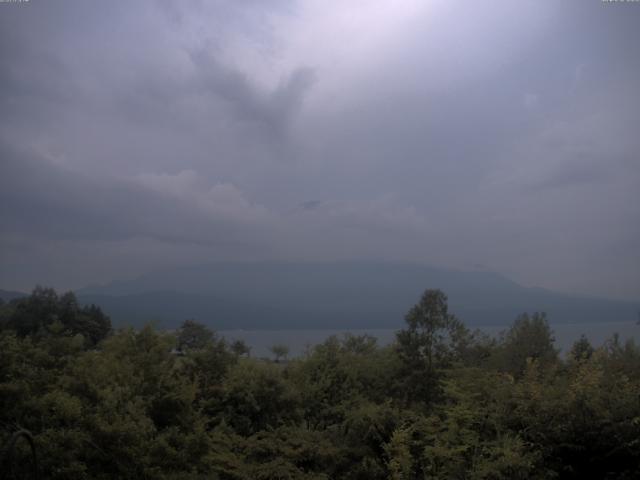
[
  {"xmin": 270, "ymin": 344, "xmax": 290, "ymax": 363},
  {"xmin": 395, "ymin": 289, "xmax": 469, "ymax": 405},
  {"xmin": 176, "ymin": 319, "xmax": 214, "ymax": 352},
  {"xmin": 0, "ymin": 286, "xmax": 111, "ymax": 346},
  {"xmin": 499, "ymin": 312, "xmax": 558, "ymax": 377}
]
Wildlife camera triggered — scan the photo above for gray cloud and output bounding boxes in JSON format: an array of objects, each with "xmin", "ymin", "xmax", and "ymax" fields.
[
  {"xmin": 0, "ymin": 146, "xmax": 270, "ymax": 247},
  {"xmin": 0, "ymin": 0, "xmax": 638, "ymax": 300},
  {"xmin": 188, "ymin": 47, "xmax": 315, "ymax": 142}
]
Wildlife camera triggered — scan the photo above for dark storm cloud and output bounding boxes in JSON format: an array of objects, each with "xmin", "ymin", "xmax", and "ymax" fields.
[{"xmin": 0, "ymin": 0, "xmax": 638, "ymax": 299}]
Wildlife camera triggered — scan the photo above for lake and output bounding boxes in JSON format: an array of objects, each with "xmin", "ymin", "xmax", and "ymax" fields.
[{"xmin": 220, "ymin": 321, "xmax": 639, "ymax": 359}]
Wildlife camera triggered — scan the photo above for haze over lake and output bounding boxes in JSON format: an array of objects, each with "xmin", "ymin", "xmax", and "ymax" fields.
[{"xmin": 221, "ymin": 322, "xmax": 639, "ymax": 359}]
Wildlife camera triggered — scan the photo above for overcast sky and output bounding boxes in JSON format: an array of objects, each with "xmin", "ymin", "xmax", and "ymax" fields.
[{"xmin": 1, "ymin": 0, "xmax": 639, "ymax": 300}]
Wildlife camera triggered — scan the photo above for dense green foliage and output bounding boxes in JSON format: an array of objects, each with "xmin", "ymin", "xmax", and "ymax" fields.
[{"xmin": 1, "ymin": 288, "xmax": 639, "ymax": 479}]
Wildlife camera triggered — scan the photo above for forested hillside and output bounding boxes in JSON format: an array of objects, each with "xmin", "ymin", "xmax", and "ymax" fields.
[{"xmin": 1, "ymin": 288, "xmax": 639, "ymax": 479}]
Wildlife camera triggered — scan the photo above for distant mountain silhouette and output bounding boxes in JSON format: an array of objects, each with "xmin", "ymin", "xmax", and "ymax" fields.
[
  {"xmin": 0, "ymin": 289, "xmax": 27, "ymax": 302},
  {"xmin": 76, "ymin": 262, "xmax": 640, "ymax": 329}
]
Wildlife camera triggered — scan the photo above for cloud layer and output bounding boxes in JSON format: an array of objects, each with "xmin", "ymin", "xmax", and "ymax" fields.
[{"xmin": 1, "ymin": 0, "xmax": 638, "ymax": 299}]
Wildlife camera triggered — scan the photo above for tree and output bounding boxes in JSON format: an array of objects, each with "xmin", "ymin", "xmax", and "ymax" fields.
[
  {"xmin": 217, "ymin": 361, "xmax": 301, "ymax": 435},
  {"xmin": 395, "ymin": 289, "xmax": 468, "ymax": 405},
  {"xmin": 231, "ymin": 339, "xmax": 251, "ymax": 357},
  {"xmin": 570, "ymin": 335, "xmax": 594, "ymax": 361},
  {"xmin": 5, "ymin": 286, "xmax": 59, "ymax": 337},
  {"xmin": 177, "ymin": 319, "xmax": 213, "ymax": 351},
  {"xmin": 270, "ymin": 344, "xmax": 290, "ymax": 363},
  {"xmin": 70, "ymin": 303, "xmax": 111, "ymax": 346},
  {"xmin": 1, "ymin": 287, "xmax": 111, "ymax": 346},
  {"xmin": 499, "ymin": 312, "xmax": 558, "ymax": 377}
]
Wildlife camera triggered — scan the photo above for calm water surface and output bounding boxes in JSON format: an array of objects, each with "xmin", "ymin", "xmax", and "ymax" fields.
[{"xmin": 220, "ymin": 322, "xmax": 639, "ymax": 359}]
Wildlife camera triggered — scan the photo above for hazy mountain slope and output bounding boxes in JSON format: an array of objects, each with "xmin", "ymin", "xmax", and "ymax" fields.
[
  {"xmin": 0, "ymin": 289, "xmax": 28, "ymax": 302},
  {"xmin": 76, "ymin": 262, "xmax": 640, "ymax": 330}
]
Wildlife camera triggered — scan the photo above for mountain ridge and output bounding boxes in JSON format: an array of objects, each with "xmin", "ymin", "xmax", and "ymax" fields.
[
  {"xmin": 0, "ymin": 289, "xmax": 28, "ymax": 302},
  {"xmin": 74, "ymin": 262, "xmax": 640, "ymax": 329}
]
